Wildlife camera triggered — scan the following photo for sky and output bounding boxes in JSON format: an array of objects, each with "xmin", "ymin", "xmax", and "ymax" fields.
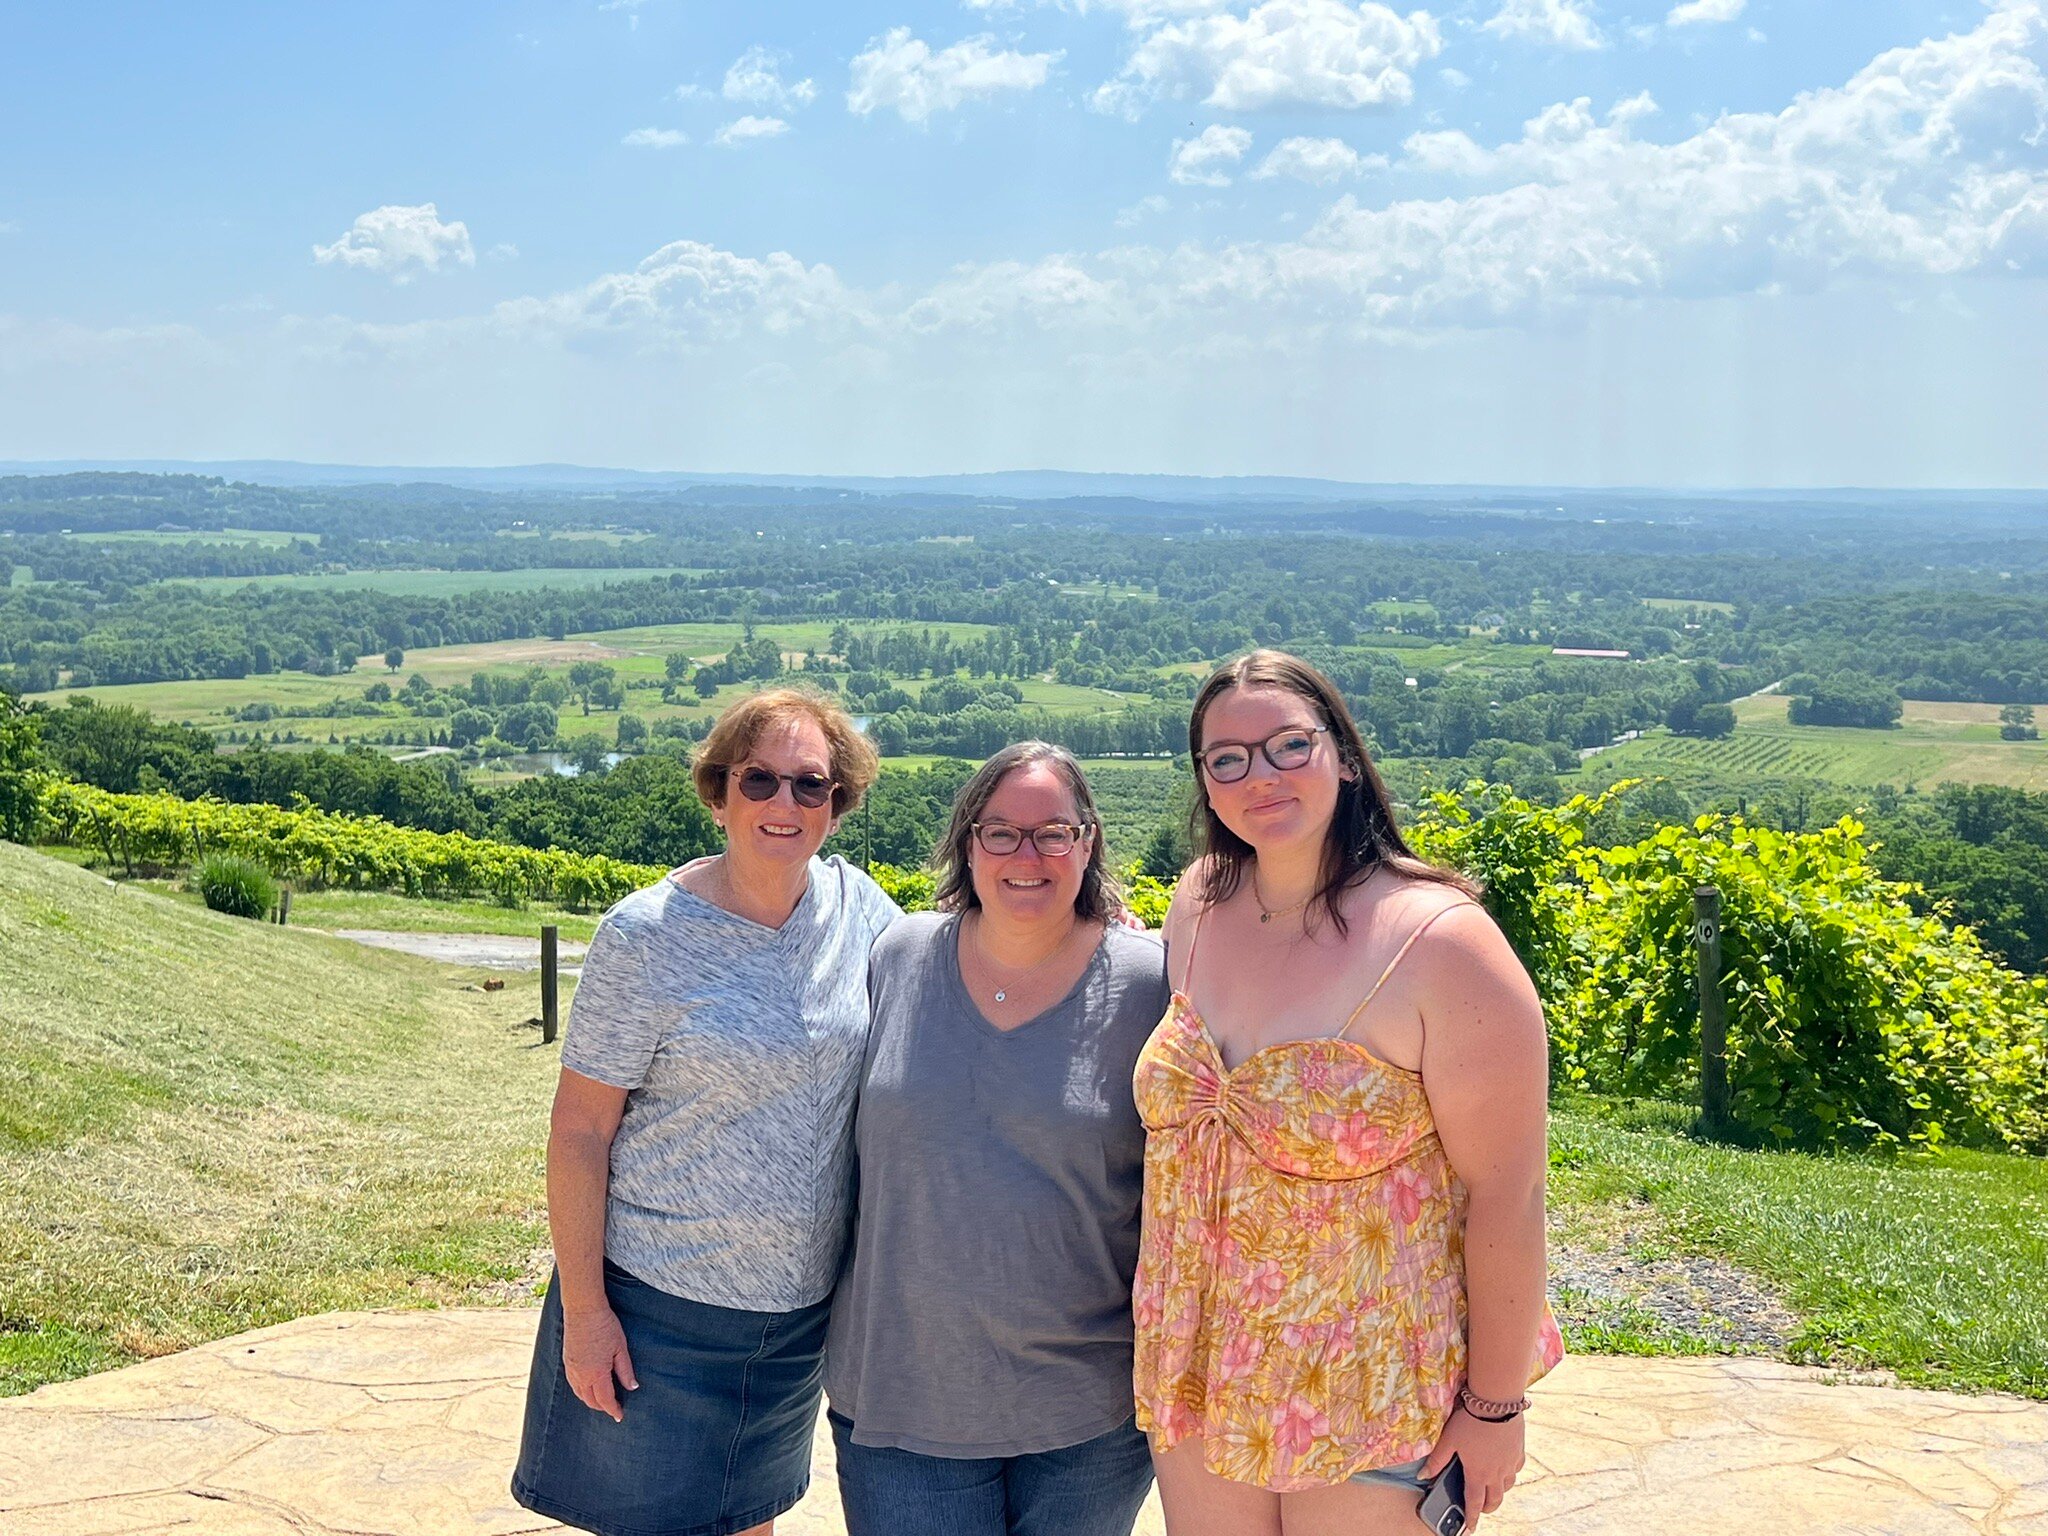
[{"xmin": 0, "ymin": 0, "xmax": 2043, "ymax": 486}]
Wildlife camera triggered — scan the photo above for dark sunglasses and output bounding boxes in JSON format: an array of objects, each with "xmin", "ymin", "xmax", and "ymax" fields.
[
  {"xmin": 1195, "ymin": 724, "xmax": 1328, "ymax": 784},
  {"xmin": 734, "ymin": 766, "xmax": 836, "ymax": 809}
]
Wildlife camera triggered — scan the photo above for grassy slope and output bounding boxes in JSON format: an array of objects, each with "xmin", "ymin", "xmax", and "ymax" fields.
[
  {"xmin": 0, "ymin": 841, "xmax": 561, "ymax": 1395},
  {"xmin": 1549, "ymin": 1097, "xmax": 2048, "ymax": 1396}
]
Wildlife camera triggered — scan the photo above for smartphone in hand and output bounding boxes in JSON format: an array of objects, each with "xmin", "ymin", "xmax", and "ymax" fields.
[{"xmin": 1416, "ymin": 1454, "xmax": 1467, "ymax": 1536}]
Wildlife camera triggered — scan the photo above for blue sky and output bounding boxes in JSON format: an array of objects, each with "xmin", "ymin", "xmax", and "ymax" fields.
[{"xmin": 1, "ymin": 0, "xmax": 2043, "ymax": 485}]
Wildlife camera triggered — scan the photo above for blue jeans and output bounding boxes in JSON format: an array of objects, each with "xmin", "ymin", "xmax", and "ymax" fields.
[{"xmin": 830, "ymin": 1410, "xmax": 1154, "ymax": 1536}]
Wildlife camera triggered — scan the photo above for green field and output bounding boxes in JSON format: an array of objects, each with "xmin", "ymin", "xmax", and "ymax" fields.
[
  {"xmin": 1642, "ymin": 595, "xmax": 1736, "ymax": 615},
  {"xmin": 72, "ymin": 528, "xmax": 317, "ymax": 548},
  {"xmin": 6, "ymin": 565, "xmax": 32, "ymax": 587},
  {"xmin": 0, "ymin": 841, "xmax": 560, "ymax": 1394},
  {"xmin": 1573, "ymin": 693, "xmax": 2048, "ymax": 792},
  {"xmin": 178, "ymin": 566, "xmax": 701, "ymax": 596}
]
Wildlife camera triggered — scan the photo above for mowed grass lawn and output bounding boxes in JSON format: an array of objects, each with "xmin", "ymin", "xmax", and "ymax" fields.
[
  {"xmin": 1547, "ymin": 1096, "xmax": 2048, "ymax": 1397},
  {"xmin": 0, "ymin": 842, "xmax": 563, "ymax": 1395},
  {"xmin": 1573, "ymin": 692, "xmax": 2048, "ymax": 791}
]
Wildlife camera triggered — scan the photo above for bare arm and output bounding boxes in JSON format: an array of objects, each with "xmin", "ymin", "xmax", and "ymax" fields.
[
  {"xmin": 547, "ymin": 1066, "xmax": 635, "ymax": 1420},
  {"xmin": 1414, "ymin": 903, "xmax": 1552, "ymax": 1523}
]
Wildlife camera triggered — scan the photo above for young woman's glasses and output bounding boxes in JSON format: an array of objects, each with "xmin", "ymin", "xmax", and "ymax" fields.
[
  {"xmin": 734, "ymin": 767, "xmax": 836, "ymax": 809},
  {"xmin": 972, "ymin": 822, "xmax": 1090, "ymax": 857},
  {"xmin": 1195, "ymin": 725, "xmax": 1329, "ymax": 784}
]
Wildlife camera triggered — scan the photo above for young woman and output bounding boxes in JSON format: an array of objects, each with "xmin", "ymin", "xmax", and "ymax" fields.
[
  {"xmin": 513, "ymin": 687, "xmax": 900, "ymax": 1536},
  {"xmin": 826, "ymin": 741, "xmax": 1166, "ymax": 1536},
  {"xmin": 1133, "ymin": 651, "xmax": 1564, "ymax": 1536}
]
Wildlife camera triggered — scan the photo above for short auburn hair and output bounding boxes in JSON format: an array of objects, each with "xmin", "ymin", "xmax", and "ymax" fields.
[{"xmin": 692, "ymin": 685, "xmax": 879, "ymax": 818}]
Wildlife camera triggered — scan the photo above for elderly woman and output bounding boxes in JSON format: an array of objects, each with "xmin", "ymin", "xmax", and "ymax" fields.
[
  {"xmin": 825, "ymin": 741, "xmax": 1168, "ymax": 1536},
  {"xmin": 512, "ymin": 686, "xmax": 900, "ymax": 1536}
]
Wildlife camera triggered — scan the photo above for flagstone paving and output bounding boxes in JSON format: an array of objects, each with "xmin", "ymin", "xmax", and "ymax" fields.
[{"xmin": 4, "ymin": 1308, "xmax": 2045, "ymax": 1535}]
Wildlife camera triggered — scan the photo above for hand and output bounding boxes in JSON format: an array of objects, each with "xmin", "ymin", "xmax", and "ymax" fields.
[
  {"xmin": 1420, "ymin": 1404, "xmax": 1525, "ymax": 1533},
  {"xmin": 561, "ymin": 1303, "xmax": 638, "ymax": 1422}
]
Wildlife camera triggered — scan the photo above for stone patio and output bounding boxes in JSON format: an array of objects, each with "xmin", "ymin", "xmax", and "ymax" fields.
[{"xmin": 3, "ymin": 1308, "xmax": 2045, "ymax": 1535}]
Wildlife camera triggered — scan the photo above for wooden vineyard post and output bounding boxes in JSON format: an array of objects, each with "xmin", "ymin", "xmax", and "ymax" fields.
[
  {"xmin": 1693, "ymin": 884, "xmax": 1729, "ymax": 1133},
  {"xmin": 277, "ymin": 889, "xmax": 292, "ymax": 927},
  {"xmin": 541, "ymin": 925, "xmax": 560, "ymax": 1045}
]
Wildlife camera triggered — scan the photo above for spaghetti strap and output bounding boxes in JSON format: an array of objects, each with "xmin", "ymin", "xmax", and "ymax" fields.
[
  {"xmin": 1331, "ymin": 899, "xmax": 1480, "ymax": 1043},
  {"xmin": 1178, "ymin": 898, "xmax": 1211, "ymax": 1000}
]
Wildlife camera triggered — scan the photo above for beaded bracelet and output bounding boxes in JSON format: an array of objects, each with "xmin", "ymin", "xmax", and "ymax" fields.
[{"xmin": 1458, "ymin": 1386, "xmax": 1531, "ymax": 1422}]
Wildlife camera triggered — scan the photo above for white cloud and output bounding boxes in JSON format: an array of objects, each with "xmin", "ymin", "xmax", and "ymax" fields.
[
  {"xmin": 1667, "ymin": 0, "xmax": 1743, "ymax": 25},
  {"xmin": 1400, "ymin": 90, "xmax": 1655, "ymax": 177},
  {"xmin": 1439, "ymin": 66, "xmax": 1470, "ymax": 87},
  {"xmin": 312, "ymin": 203, "xmax": 475, "ymax": 282},
  {"xmin": 486, "ymin": 243, "xmax": 520, "ymax": 262},
  {"xmin": 723, "ymin": 45, "xmax": 818, "ymax": 110},
  {"xmin": 1096, "ymin": 0, "xmax": 1443, "ymax": 113},
  {"xmin": 1252, "ymin": 135, "xmax": 1385, "ymax": 182},
  {"xmin": 1480, "ymin": 0, "xmax": 1604, "ymax": 51},
  {"xmin": 622, "ymin": 126, "xmax": 690, "ymax": 148},
  {"xmin": 847, "ymin": 29, "xmax": 1060, "ymax": 123},
  {"xmin": 713, "ymin": 115, "xmax": 791, "ymax": 147},
  {"xmin": 1116, "ymin": 193, "xmax": 1173, "ymax": 226},
  {"xmin": 1170, "ymin": 124, "xmax": 1254, "ymax": 184}
]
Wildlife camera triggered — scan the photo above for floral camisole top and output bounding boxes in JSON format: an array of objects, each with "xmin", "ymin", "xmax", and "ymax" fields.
[{"xmin": 1131, "ymin": 899, "xmax": 1565, "ymax": 1491}]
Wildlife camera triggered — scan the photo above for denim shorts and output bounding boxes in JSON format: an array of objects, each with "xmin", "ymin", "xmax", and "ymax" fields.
[
  {"xmin": 512, "ymin": 1261, "xmax": 830, "ymax": 1536},
  {"xmin": 830, "ymin": 1408, "xmax": 1155, "ymax": 1536},
  {"xmin": 1351, "ymin": 1455, "xmax": 1431, "ymax": 1490}
]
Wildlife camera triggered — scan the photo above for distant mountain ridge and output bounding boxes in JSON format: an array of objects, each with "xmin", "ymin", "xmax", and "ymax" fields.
[{"xmin": 5, "ymin": 460, "xmax": 2039, "ymax": 503}]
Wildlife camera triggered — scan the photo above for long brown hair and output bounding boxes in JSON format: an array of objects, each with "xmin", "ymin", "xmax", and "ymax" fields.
[
  {"xmin": 1188, "ymin": 650, "xmax": 1474, "ymax": 934},
  {"xmin": 932, "ymin": 741, "xmax": 1123, "ymax": 921}
]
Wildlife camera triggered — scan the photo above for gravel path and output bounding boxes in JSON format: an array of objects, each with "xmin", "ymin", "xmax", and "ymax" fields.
[{"xmin": 327, "ymin": 929, "xmax": 587, "ymax": 973}]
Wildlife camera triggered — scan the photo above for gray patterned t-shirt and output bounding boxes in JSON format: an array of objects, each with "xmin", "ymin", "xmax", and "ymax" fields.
[{"xmin": 561, "ymin": 855, "xmax": 901, "ymax": 1312}]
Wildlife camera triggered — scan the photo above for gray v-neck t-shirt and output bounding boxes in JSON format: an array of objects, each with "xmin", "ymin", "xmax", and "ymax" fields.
[
  {"xmin": 560, "ymin": 855, "xmax": 901, "ymax": 1312},
  {"xmin": 825, "ymin": 910, "xmax": 1170, "ymax": 1455}
]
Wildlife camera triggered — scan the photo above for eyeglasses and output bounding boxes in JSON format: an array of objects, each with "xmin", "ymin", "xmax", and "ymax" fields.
[
  {"xmin": 734, "ymin": 766, "xmax": 837, "ymax": 809},
  {"xmin": 1195, "ymin": 724, "xmax": 1329, "ymax": 784},
  {"xmin": 972, "ymin": 821, "xmax": 1091, "ymax": 857}
]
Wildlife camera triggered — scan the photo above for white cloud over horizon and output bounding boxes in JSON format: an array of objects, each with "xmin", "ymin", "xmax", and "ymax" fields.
[
  {"xmin": 1096, "ymin": 0, "xmax": 1443, "ymax": 113},
  {"xmin": 723, "ymin": 46, "xmax": 819, "ymax": 110},
  {"xmin": 847, "ymin": 29, "xmax": 1060, "ymax": 122},
  {"xmin": 1481, "ymin": 0, "xmax": 1605, "ymax": 51},
  {"xmin": 311, "ymin": 204, "xmax": 475, "ymax": 282},
  {"xmin": 1169, "ymin": 124, "xmax": 1253, "ymax": 184},
  {"xmin": 713, "ymin": 115, "xmax": 791, "ymax": 147},
  {"xmin": 1667, "ymin": 0, "xmax": 1744, "ymax": 25}
]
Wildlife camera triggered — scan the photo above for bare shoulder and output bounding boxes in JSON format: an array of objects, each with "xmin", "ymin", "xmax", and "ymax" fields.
[
  {"xmin": 1374, "ymin": 876, "xmax": 1524, "ymax": 986},
  {"xmin": 669, "ymin": 856, "xmax": 719, "ymax": 897}
]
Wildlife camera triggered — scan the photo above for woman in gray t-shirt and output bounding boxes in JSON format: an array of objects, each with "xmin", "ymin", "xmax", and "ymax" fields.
[
  {"xmin": 513, "ymin": 688, "xmax": 899, "ymax": 1536},
  {"xmin": 827, "ymin": 741, "xmax": 1168, "ymax": 1536}
]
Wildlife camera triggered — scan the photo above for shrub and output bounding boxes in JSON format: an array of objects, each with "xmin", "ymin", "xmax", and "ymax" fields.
[{"xmin": 195, "ymin": 852, "xmax": 278, "ymax": 921}]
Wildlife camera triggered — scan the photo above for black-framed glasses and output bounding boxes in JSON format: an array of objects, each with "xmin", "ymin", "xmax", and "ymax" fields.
[
  {"xmin": 1195, "ymin": 724, "xmax": 1329, "ymax": 784},
  {"xmin": 735, "ymin": 766, "xmax": 837, "ymax": 809},
  {"xmin": 972, "ymin": 821, "xmax": 1091, "ymax": 857}
]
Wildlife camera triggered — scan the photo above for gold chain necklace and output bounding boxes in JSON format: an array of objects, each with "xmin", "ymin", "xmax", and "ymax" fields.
[{"xmin": 1252, "ymin": 869, "xmax": 1312, "ymax": 925}]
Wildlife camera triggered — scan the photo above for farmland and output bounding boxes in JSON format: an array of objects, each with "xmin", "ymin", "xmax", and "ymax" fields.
[
  {"xmin": 1572, "ymin": 693, "xmax": 2048, "ymax": 792},
  {"xmin": 177, "ymin": 566, "xmax": 708, "ymax": 596}
]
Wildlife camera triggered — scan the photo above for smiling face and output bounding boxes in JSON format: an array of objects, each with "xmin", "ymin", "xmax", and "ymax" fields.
[
  {"xmin": 714, "ymin": 713, "xmax": 838, "ymax": 876},
  {"xmin": 967, "ymin": 761, "xmax": 1095, "ymax": 927},
  {"xmin": 1196, "ymin": 683, "xmax": 1349, "ymax": 857}
]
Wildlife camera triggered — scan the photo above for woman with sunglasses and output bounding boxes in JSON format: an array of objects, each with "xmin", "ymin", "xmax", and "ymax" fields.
[
  {"xmin": 514, "ymin": 686, "xmax": 900, "ymax": 1536},
  {"xmin": 1133, "ymin": 650, "xmax": 1562, "ymax": 1536},
  {"xmin": 825, "ymin": 741, "xmax": 1167, "ymax": 1536}
]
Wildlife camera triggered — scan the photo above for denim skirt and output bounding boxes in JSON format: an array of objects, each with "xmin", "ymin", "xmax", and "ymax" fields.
[{"xmin": 512, "ymin": 1261, "xmax": 831, "ymax": 1536}]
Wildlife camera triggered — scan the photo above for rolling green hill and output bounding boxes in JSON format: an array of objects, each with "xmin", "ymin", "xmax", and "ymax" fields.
[{"xmin": 0, "ymin": 840, "xmax": 559, "ymax": 1394}]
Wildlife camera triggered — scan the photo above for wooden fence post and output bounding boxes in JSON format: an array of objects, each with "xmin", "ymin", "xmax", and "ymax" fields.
[
  {"xmin": 541, "ymin": 925, "xmax": 560, "ymax": 1045},
  {"xmin": 1693, "ymin": 884, "xmax": 1729, "ymax": 1133},
  {"xmin": 277, "ymin": 888, "xmax": 292, "ymax": 927}
]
